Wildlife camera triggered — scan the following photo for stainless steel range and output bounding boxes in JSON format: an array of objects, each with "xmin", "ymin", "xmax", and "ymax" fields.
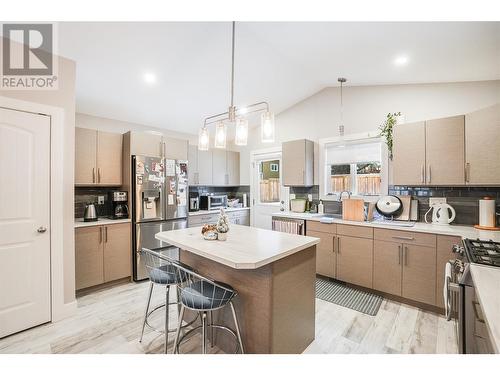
[{"xmin": 445, "ymin": 238, "xmax": 499, "ymax": 353}]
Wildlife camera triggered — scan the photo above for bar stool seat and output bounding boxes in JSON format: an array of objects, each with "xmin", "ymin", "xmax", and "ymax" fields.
[
  {"xmin": 149, "ymin": 264, "xmax": 187, "ymax": 285},
  {"xmin": 180, "ymin": 280, "xmax": 235, "ymax": 310}
]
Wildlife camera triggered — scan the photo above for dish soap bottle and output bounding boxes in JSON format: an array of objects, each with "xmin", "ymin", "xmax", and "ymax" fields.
[{"xmin": 318, "ymin": 200, "xmax": 324, "ymax": 214}]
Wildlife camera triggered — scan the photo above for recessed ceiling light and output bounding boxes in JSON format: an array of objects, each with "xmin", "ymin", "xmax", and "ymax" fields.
[
  {"xmin": 143, "ymin": 72, "xmax": 157, "ymax": 85},
  {"xmin": 394, "ymin": 55, "xmax": 409, "ymax": 66}
]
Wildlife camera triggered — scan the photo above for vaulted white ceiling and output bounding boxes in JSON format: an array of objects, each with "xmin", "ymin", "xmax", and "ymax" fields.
[{"xmin": 59, "ymin": 22, "xmax": 500, "ymax": 134}]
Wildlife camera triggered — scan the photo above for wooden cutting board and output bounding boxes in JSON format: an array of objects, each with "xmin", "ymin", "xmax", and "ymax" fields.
[{"xmin": 342, "ymin": 199, "xmax": 365, "ymax": 222}]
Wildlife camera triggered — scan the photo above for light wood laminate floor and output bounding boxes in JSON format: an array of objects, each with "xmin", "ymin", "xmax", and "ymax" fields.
[{"xmin": 0, "ymin": 281, "xmax": 458, "ymax": 354}]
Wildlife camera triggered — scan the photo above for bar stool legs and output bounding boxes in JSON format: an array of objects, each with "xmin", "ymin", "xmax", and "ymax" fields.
[
  {"xmin": 172, "ymin": 305, "xmax": 185, "ymax": 354},
  {"xmin": 139, "ymin": 282, "xmax": 154, "ymax": 343},
  {"xmin": 229, "ymin": 302, "xmax": 244, "ymax": 354},
  {"xmin": 201, "ymin": 312, "xmax": 207, "ymax": 354},
  {"xmin": 164, "ymin": 285, "xmax": 170, "ymax": 354}
]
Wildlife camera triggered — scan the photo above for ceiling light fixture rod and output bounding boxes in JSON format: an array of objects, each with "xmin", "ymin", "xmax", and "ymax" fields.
[
  {"xmin": 230, "ymin": 21, "xmax": 235, "ymax": 108},
  {"xmin": 203, "ymin": 101, "xmax": 269, "ymax": 127}
]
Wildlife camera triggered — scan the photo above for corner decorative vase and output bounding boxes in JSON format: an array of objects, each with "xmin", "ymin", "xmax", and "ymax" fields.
[{"xmin": 217, "ymin": 232, "xmax": 227, "ymax": 241}]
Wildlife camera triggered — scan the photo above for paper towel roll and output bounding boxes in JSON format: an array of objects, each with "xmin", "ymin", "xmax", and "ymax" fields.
[{"xmin": 479, "ymin": 198, "xmax": 496, "ymax": 227}]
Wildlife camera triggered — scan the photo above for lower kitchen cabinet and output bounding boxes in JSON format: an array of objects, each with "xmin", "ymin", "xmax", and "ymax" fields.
[
  {"xmin": 75, "ymin": 223, "xmax": 131, "ymax": 291},
  {"xmin": 401, "ymin": 244, "xmax": 436, "ymax": 305},
  {"xmin": 103, "ymin": 223, "xmax": 131, "ymax": 283},
  {"xmin": 307, "ymin": 230, "xmax": 336, "ymax": 278},
  {"xmin": 373, "ymin": 240, "xmax": 402, "ymax": 296},
  {"xmin": 337, "ymin": 235, "xmax": 373, "ymax": 289},
  {"xmin": 75, "ymin": 226, "xmax": 104, "ymax": 290}
]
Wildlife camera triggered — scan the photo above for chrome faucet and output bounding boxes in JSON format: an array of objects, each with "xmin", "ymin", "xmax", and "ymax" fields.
[{"xmin": 338, "ymin": 191, "xmax": 352, "ymax": 202}]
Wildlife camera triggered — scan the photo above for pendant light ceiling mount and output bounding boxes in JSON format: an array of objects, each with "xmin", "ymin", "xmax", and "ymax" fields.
[
  {"xmin": 338, "ymin": 77, "xmax": 347, "ymax": 137},
  {"xmin": 198, "ymin": 22, "xmax": 275, "ymax": 150}
]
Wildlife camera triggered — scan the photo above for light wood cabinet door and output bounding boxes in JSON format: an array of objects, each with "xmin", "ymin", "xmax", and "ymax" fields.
[
  {"xmin": 103, "ymin": 223, "xmax": 131, "ymax": 283},
  {"xmin": 129, "ymin": 132, "xmax": 163, "ymax": 158},
  {"xmin": 212, "ymin": 149, "xmax": 227, "ymax": 185},
  {"xmin": 188, "ymin": 145, "xmax": 198, "ymax": 185},
  {"xmin": 227, "ymin": 151, "xmax": 240, "ymax": 186},
  {"xmin": 436, "ymin": 235, "xmax": 460, "ymax": 308},
  {"xmin": 75, "ymin": 128, "xmax": 97, "ymax": 185},
  {"xmin": 97, "ymin": 131, "xmax": 123, "ymax": 185},
  {"xmin": 392, "ymin": 121, "xmax": 426, "ymax": 185},
  {"xmin": 75, "ymin": 226, "xmax": 104, "ymax": 290},
  {"xmin": 425, "ymin": 115, "xmax": 465, "ymax": 185},
  {"xmin": 465, "ymin": 104, "xmax": 500, "ymax": 184},
  {"xmin": 402, "ymin": 244, "xmax": 436, "ymax": 305},
  {"xmin": 337, "ymin": 236, "xmax": 373, "ymax": 288},
  {"xmin": 197, "ymin": 149, "xmax": 213, "ymax": 185},
  {"xmin": 373, "ymin": 240, "xmax": 402, "ymax": 296},
  {"xmin": 164, "ymin": 137, "xmax": 188, "ymax": 160},
  {"xmin": 282, "ymin": 139, "xmax": 314, "ymax": 186},
  {"xmin": 307, "ymin": 230, "xmax": 336, "ymax": 278}
]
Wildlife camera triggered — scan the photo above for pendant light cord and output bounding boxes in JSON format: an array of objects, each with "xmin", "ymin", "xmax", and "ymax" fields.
[{"xmin": 230, "ymin": 21, "xmax": 235, "ymax": 107}]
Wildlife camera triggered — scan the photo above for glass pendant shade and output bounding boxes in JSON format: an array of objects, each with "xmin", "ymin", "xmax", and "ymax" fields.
[
  {"xmin": 234, "ymin": 117, "xmax": 248, "ymax": 146},
  {"xmin": 261, "ymin": 111, "xmax": 275, "ymax": 143},
  {"xmin": 214, "ymin": 122, "xmax": 227, "ymax": 149},
  {"xmin": 198, "ymin": 127, "xmax": 209, "ymax": 151}
]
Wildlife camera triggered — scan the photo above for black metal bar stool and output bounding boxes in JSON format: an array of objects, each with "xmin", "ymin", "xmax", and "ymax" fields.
[
  {"xmin": 139, "ymin": 247, "xmax": 198, "ymax": 353},
  {"xmin": 170, "ymin": 261, "xmax": 245, "ymax": 354}
]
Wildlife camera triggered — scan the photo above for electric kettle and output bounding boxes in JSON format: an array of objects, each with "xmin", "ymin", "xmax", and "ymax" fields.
[
  {"xmin": 84, "ymin": 202, "xmax": 98, "ymax": 222},
  {"xmin": 425, "ymin": 203, "xmax": 456, "ymax": 225}
]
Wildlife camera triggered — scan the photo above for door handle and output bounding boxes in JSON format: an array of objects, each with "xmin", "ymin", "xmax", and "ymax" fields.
[
  {"xmin": 105, "ymin": 226, "xmax": 108, "ymax": 242},
  {"xmin": 465, "ymin": 163, "xmax": 470, "ymax": 183},
  {"xmin": 92, "ymin": 168, "xmax": 96, "ymax": 183},
  {"xmin": 37, "ymin": 226, "xmax": 47, "ymax": 233},
  {"xmin": 98, "ymin": 168, "xmax": 101, "ymax": 183},
  {"xmin": 404, "ymin": 246, "xmax": 408, "ymax": 266},
  {"xmin": 337, "ymin": 237, "xmax": 341, "ymax": 254},
  {"xmin": 428, "ymin": 164, "xmax": 431, "ymax": 184},
  {"xmin": 99, "ymin": 227, "xmax": 102, "ymax": 243},
  {"xmin": 421, "ymin": 164, "xmax": 424, "ymax": 184},
  {"xmin": 398, "ymin": 245, "xmax": 401, "ymax": 265},
  {"xmin": 472, "ymin": 301, "xmax": 485, "ymax": 323},
  {"xmin": 392, "ymin": 236, "xmax": 414, "ymax": 241}
]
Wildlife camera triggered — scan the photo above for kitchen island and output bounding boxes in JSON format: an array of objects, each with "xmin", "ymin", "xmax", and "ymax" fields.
[{"xmin": 155, "ymin": 224, "xmax": 320, "ymax": 354}]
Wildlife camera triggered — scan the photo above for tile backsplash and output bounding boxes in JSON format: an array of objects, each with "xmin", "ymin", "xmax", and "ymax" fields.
[
  {"xmin": 75, "ymin": 187, "xmax": 119, "ymax": 218},
  {"xmin": 388, "ymin": 186, "xmax": 500, "ymax": 225}
]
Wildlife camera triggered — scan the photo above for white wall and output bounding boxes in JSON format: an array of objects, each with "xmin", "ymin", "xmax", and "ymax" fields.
[
  {"xmin": 241, "ymin": 80, "xmax": 500, "ymax": 184},
  {"xmin": 76, "ymin": 113, "xmax": 198, "ymax": 144}
]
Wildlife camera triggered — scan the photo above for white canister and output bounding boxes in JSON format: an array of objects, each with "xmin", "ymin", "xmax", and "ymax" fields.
[{"xmin": 479, "ymin": 197, "xmax": 496, "ymax": 228}]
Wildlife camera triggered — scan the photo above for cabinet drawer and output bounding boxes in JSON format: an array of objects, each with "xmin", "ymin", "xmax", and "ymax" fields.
[
  {"xmin": 306, "ymin": 221, "xmax": 336, "ymax": 234},
  {"xmin": 337, "ymin": 224, "xmax": 373, "ymax": 239},
  {"xmin": 374, "ymin": 228, "xmax": 436, "ymax": 247}
]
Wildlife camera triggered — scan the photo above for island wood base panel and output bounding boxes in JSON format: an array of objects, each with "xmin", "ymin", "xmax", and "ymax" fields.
[{"xmin": 180, "ymin": 245, "xmax": 316, "ymax": 354}]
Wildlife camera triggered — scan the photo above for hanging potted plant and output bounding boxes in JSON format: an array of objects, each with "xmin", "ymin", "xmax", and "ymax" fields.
[{"xmin": 379, "ymin": 112, "xmax": 401, "ymax": 160}]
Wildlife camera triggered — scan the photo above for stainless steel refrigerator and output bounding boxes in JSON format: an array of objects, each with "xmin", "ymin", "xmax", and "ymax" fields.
[{"xmin": 131, "ymin": 155, "xmax": 188, "ymax": 281}]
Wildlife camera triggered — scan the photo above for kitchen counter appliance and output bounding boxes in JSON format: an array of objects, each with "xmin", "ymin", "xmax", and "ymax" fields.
[
  {"xmin": 375, "ymin": 195, "xmax": 403, "ymax": 218},
  {"xmin": 199, "ymin": 195, "xmax": 227, "ymax": 211},
  {"xmin": 445, "ymin": 238, "xmax": 499, "ymax": 353},
  {"xmin": 110, "ymin": 191, "xmax": 129, "ymax": 219},
  {"xmin": 131, "ymin": 155, "xmax": 188, "ymax": 281},
  {"xmin": 83, "ymin": 202, "xmax": 98, "ymax": 222}
]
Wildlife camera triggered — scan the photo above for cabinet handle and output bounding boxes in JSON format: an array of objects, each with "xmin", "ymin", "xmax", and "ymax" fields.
[
  {"xmin": 404, "ymin": 246, "xmax": 408, "ymax": 266},
  {"xmin": 92, "ymin": 168, "xmax": 96, "ymax": 183},
  {"xmin": 163, "ymin": 142, "xmax": 166, "ymax": 158},
  {"xmin": 99, "ymin": 227, "xmax": 102, "ymax": 243},
  {"xmin": 398, "ymin": 245, "xmax": 402, "ymax": 265},
  {"xmin": 421, "ymin": 164, "xmax": 424, "ymax": 184},
  {"xmin": 465, "ymin": 163, "xmax": 470, "ymax": 183},
  {"xmin": 105, "ymin": 226, "xmax": 108, "ymax": 242},
  {"xmin": 98, "ymin": 168, "xmax": 101, "ymax": 183},
  {"xmin": 337, "ymin": 237, "xmax": 341, "ymax": 254},
  {"xmin": 428, "ymin": 164, "xmax": 431, "ymax": 184},
  {"xmin": 332, "ymin": 236, "xmax": 336, "ymax": 253},
  {"xmin": 392, "ymin": 235, "xmax": 414, "ymax": 241}
]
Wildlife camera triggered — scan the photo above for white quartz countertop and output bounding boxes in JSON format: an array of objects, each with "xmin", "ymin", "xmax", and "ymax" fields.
[
  {"xmin": 189, "ymin": 207, "xmax": 250, "ymax": 216},
  {"xmin": 470, "ymin": 264, "xmax": 500, "ymax": 353},
  {"xmin": 74, "ymin": 218, "xmax": 131, "ymax": 228},
  {"xmin": 155, "ymin": 224, "xmax": 319, "ymax": 269},
  {"xmin": 272, "ymin": 211, "xmax": 500, "ymax": 241}
]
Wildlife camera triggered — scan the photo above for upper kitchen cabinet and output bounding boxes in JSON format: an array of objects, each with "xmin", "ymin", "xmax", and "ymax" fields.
[
  {"xmin": 75, "ymin": 127, "xmax": 122, "ymax": 186},
  {"xmin": 226, "ymin": 151, "xmax": 240, "ymax": 186},
  {"xmin": 212, "ymin": 149, "xmax": 227, "ymax": 185},
  {"xmin": 188, "ymin": 147, "xmax": 239, "ymax": 186},
  {"xmin": 163, "ymin": 136, "xmax": 188, "ymax": 160},
  {"xmin": 282, "ymin": 139, "xmax": 314, "ymax": 186},
  {"xmin": 392, "ymin": 121, "xmax": 426, "ymax": 185},
  {"xmin": 425, "ymin": 115, "xmax": 465, "ymax": 185},
  {"xmin": 187, "ymin": 145, "xmax": 199, "ymax": 185},
  {"xmin": 127, "ymin": 131, "xmax": 163, "ymax": 158},
  {"xmin": 465, "ymin": 104, "xmax": 500, "ymax": 185}
]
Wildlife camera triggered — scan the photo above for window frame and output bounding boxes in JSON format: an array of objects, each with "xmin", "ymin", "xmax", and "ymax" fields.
[{"xmin": 319, "ymin": 132, "xmax": 388, "ymax": 202}]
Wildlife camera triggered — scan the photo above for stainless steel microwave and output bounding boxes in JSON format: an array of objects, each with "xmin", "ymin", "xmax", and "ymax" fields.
[{"xmin": 199, "ymin": 195, "xmax": 227, "ymax": 211}]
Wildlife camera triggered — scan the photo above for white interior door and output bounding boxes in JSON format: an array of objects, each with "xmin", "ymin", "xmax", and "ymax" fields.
[
  {"xmin": 0, "ymin": 107, "xmax": 51, "ymax": 338},
  {"xmin": 251, "ymin": 152, "xmax": 289, "ymax": 229}
]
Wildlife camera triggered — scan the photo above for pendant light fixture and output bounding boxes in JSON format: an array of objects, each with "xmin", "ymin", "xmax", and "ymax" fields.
[
  {"xmin": 338, "ymin": 77, "xmax": 347, "ymax": 137},
  {"xmin": 198, "ymin": 22, "xmax": 274, "ymax": 150}
]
